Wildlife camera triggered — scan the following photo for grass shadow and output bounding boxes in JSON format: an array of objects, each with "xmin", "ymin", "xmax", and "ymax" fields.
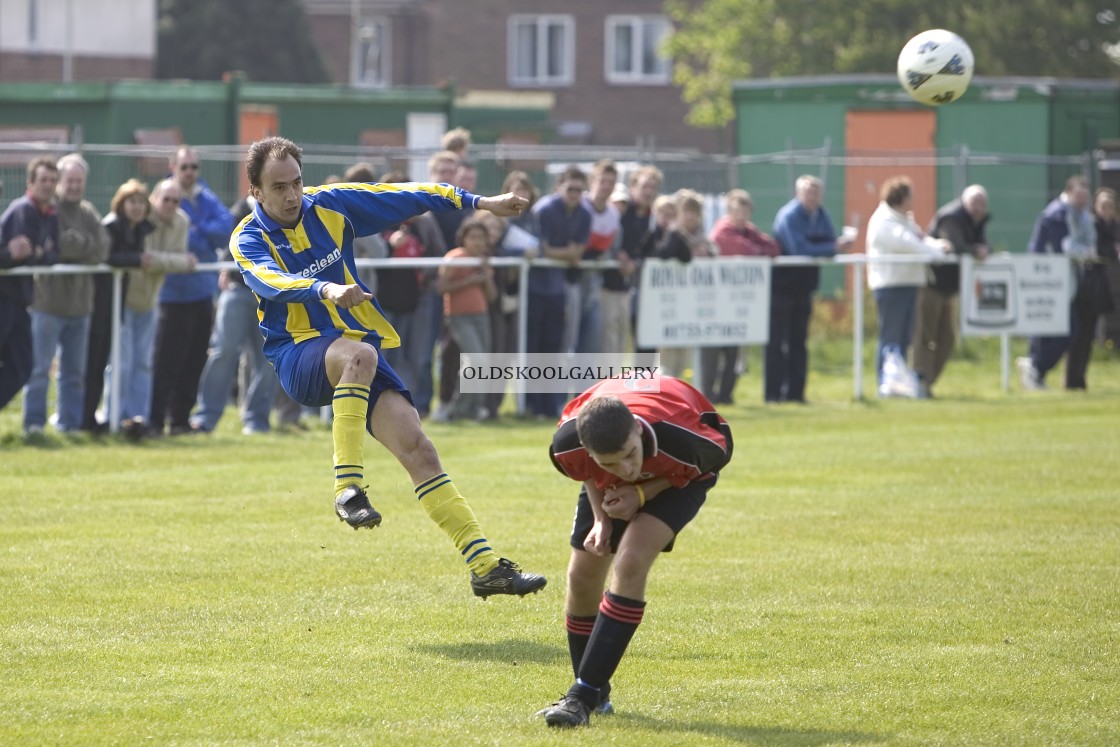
[
  {"xmin": 615, "ymin": 712, "xmax": 889, "ymax": 746},
  {"xmin": 413, "ymin": 638, "xmax": 564, "ymax": 666}
]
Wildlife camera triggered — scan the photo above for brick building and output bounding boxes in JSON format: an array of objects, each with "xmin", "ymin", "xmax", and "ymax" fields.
[
  {"xmin": 303, "ymin": 0, "xmax": 731, "ymax": 153},
  {"xmin": 0, "ymin": 0, "xmax": 729, "ymax": 153},
  {"xmin": 0, "ymin": 0, "xmax": 155, "ymax": 81}
]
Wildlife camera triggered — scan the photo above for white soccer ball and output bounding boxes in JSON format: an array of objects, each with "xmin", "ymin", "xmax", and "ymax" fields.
[{"xmin": 897, "ymin": 29, "xmax": 974, "ymax": 106}]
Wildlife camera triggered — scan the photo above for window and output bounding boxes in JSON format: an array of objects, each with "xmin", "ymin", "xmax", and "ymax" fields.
[
  {"xmin": 352, "ymin": 18, "xmax": 390, "ymax": 88},
  {"xmin": 605, "ymin": 15, "xmax": 672, "ymax": 84},
  {"xmin": 508, "ymin": 15, "xmax": 574, "ymax": 87}
]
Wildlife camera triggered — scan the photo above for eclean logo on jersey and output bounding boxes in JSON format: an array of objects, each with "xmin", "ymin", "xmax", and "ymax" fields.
[{"xmin": 301, "ymin": 248, "xmax": 342, "ymax": 278}]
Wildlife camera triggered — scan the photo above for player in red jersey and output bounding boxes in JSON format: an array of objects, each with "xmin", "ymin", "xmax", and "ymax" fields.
[{"xmin": 538, "ymin": 375, "xmax": 733, "ymax": 727}]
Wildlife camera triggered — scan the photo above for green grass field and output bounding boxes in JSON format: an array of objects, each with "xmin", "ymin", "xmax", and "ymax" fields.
[{"xmin": 2, "ymin": 341, "xmax": 1118, "ymax": 745}]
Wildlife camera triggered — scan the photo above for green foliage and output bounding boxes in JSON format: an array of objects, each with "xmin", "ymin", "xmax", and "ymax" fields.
[
  {"xmin": 156, "ymin": 0, "xmax": 329, "ymax": 84},
  {"xmin": 666, "ymin": 0, "xmax": 1120, "ymax": 127}
]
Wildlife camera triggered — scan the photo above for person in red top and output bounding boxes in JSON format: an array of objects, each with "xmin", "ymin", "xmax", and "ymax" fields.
[
  {"xmin": 538, "ymin": 375, "xmax": 733, "ymax": 727},
  {"xmin": 709, "ymin": 189, "xmax": 780, "ymax": 259},
  {"xmin": 703, "ymin": 189, "xmax": 779, "ymax": 404}
]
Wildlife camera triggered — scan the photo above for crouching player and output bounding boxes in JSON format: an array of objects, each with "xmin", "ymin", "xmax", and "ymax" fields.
[{"xmin": 538, "ymin": 375, "xmax": 733, "ymax": 726}]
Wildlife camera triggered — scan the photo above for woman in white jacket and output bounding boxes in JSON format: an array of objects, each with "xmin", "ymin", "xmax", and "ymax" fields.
[{"xmin": 865, "ymin": 177, "xmax": 949, "ymax": 385}]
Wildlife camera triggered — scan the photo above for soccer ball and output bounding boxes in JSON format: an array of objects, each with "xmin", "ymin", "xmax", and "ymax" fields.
[{"xmin": 897, "ymin": 29, "xmax": 974, "ymax": 106}]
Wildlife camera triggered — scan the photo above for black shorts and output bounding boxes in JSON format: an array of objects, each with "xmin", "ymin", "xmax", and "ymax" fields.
[{"xmin": 569, "ymin": 476, "xmax": 715, "ymax": 554}]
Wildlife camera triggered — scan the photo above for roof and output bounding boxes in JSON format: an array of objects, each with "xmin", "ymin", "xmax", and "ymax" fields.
[{"xmin": 733, "ymin": 74, "xmax": 1120, "ymax": 93}]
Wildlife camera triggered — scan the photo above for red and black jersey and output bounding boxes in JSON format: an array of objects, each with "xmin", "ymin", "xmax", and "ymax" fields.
[{"xmin": 549, "ymin": 376, "xmax": 733, "ymax": 490}]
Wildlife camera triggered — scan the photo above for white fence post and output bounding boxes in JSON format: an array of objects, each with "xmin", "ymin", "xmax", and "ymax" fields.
[
  {"xmin": 1001, "ymin": 333, "xmax": 1011, "ymax": 392},
  {"xmin": 515, "ymin": 255, "xmax": 530, "ymax": 416},
  {"xmin": 851, "ymin": 260, "xmax": 865, "ymax": 401},
  {"xmin": 108, "ymin": 269, "xmax": 123, "ymax": 434}
]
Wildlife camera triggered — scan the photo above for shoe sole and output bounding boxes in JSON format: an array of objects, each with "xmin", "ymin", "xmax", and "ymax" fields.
[
  {"xmin": 472, "ymin": 578, "xmax": 548, "ymax": 600},
  {"xmin": 335, "ymin": 510, "xmax": 382, "ymax": 529},
  {"xmin": 544, "ymin": 712, "xmax": 587, "ymax": 728}
]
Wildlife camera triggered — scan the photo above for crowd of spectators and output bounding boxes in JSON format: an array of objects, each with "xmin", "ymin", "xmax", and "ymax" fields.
[{"xmin": 1, "ymin": 128, "xmax": 1116, "ymax": 440}]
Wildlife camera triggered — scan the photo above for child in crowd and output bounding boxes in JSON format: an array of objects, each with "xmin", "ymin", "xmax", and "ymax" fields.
[{"xmin": 435, "ymin": 217, "xmax": 496, "ymax": 421}]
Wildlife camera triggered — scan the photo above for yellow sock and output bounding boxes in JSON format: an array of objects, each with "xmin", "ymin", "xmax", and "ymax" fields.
[
  {"xmin": 414, "ymin": 473, "xmax": 499, "ymax": 576},
  {"xmin": 332, "ymin": 383, "xmax": 370, "ymax": 498}
]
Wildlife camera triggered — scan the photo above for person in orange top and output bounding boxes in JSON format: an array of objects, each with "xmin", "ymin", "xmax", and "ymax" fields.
[{"xmin": 436, "ymin": 217, "xmax": 496, "ymax": 420}]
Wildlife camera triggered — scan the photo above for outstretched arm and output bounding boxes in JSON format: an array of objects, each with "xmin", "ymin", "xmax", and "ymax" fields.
[{"xmin": 476, "ymin": 193, "xmax": 529, "ymax": 218}]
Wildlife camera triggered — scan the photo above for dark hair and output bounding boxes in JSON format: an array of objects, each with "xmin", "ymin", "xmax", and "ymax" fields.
[
  {"xmin": 502, "ymin": 170, "xmax": 539, "ymax": 206},
  {"xmin": 576, "ymin": 397, "xmax": 635, "ymax": 454},
  {"xmin": 1065, "ymin": 175, "xmax": 1090, "ymax": 194},
  {"xmin": 246, "ymin": 136, "xmax": 303, "ymax": 188},
  {"xmin": 881, "ymin": 176, "xmax": 912, "ymax": 209},
  {"xmin": 456, "ymin": 215, "xmax": 491, "ymax": 246},
  {"xmin": 343, "ymin": 162, "xmax": 376, "ymax": 182},
  {"xmin": 558, "ymin": 164, "xmax": 587, "ymax": 187},
  {"xmin": 26, "ymin": 156, "xmax": 58, "ymax": 183},
  {"xmin": 379, "ymin": 170, "xmax": 410, "ymax": 184}
]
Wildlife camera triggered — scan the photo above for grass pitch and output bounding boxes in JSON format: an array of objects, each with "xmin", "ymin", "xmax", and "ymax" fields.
[{"xmin": 1, "ymin": 343, "xmax": 1118, "ymax": 745}]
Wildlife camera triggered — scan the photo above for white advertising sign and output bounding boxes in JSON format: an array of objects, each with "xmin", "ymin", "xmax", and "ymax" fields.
[
  {"xmin": 637, "ymin": 258, "xmax": 771, "ymax": 347},
  {"xmin": 960, "ymin": 255, "xmax": 1071, "ymax": 336}
]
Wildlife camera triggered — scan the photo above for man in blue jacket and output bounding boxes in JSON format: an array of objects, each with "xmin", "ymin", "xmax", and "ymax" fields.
[
  {"xmin": 150, "ymin": 146, "xmax": 233, "ymax": 435},
  {"xmin": 0, "ymin": 157, "xmax": 59, "ymax": 415},
  {"xmin": 1017, "ymin": 175, "xmax": 1095, "ymax": 390},
  {"xmin": 767, "ymin": 175, "xmax": 852, "ymax": 403}
]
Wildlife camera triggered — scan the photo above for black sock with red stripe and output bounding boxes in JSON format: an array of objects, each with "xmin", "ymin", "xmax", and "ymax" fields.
[
  {"xmin": 565, "ymin": 613, "xmax": 598, "ymax": 678},
  {"xmin": 571, "ymin": 591, "xmax": 646, "ymax": 706}
]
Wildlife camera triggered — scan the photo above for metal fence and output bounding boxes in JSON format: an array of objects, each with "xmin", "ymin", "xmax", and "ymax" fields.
[
  {"xmin": 0, "ymin": 140, "xmax": 1094, "ymax": 302},
  {"xmin": 0, "ymin": 140, "xmax": 1093, "ymax": 212},
  {"xmin": 2, "ymin": 253, "xmax": 1038, "ymax": 435}
]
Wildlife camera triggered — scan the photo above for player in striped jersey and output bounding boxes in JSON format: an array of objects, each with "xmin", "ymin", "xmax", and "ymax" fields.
[
  {"xmin": 231, "ymin": 136, "xmax": 545, "ymax": 599},
  {"xmin": 539, "ymin": 375, "xmax": 733, "ymax": 726}
]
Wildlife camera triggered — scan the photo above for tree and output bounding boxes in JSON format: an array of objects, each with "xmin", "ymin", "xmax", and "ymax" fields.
[
  {"xmin": 665, "ymin": 0, "xmax": 1120, "ymax": 128},
  {"xmin": 157, "ymin": 0, "xmax": 329, "ymax": 84}
]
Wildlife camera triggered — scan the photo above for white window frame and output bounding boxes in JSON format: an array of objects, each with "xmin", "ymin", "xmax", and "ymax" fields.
[
  {"xmin": 507, "ymin": 14, "xmax": 575, "ymax": 88},
  {"xmin": 604, "ymin": 15, "xmax": 672, "ymax": 85},
  {"xmin": 351, "ymin": 16, "xmax": 391, "ymax": 88}
]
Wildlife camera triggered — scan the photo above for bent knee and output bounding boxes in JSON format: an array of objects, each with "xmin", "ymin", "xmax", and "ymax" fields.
[
  {"xmin": 344, "ymin": 344, "xmax": 379, "ymax": 378},
  {"xmin": 610, "ymin": 550, "xmax": 655, "ymax": 590},
  {"xmin": 566, "ymin": 566, "xmax": 605, "ymax": 605}
]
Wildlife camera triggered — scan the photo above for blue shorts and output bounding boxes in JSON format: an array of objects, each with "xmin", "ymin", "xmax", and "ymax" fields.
[{"xmin": 274, "ymin": 336, "xmax": 412, "ymax": 434}]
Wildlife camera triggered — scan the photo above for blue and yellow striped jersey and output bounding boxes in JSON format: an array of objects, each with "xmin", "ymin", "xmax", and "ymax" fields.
[{"xmin": 230, "ymin": 181, "xmax": 479, "ymax": 360}]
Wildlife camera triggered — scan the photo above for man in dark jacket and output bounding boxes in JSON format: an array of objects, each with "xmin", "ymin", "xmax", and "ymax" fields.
[
  {"xmin": 1017, "ymin": 175, "xmax": 1094, "ymax": 390},
  {"xmin": 915, "ymin": 185, "xmax": 990, "ymax": 398},
  {"xmin": 150, "ymin": 147, "xmax": 233, "ymax": 435},
  {"xmin": 0, "ymin": 157, "xmax": 59, "ymax": 415},
  {"xmin": 768, "ymin": 175, "xmax": 853, "ymax": 403}
]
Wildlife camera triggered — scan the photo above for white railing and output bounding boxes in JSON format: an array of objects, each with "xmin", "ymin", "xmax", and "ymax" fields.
[{"xmin": 3, "ymin": 253, "xmax": 1003, "ymax": 432}]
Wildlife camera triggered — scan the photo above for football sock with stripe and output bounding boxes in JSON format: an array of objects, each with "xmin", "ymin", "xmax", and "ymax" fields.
[
  {"xmin": 572, "ymin": 591, "xmax": 646, "ymax": 705},
  {"xmin": 566, "ymin": 613, "xmax": 598, "ymax": 678},
  {"xmin": 414, "ymin": 472, "xmax": 499, "ymax": 576},
  {"xmin": 332, "ymin": 383, "xmax": 370, "ymax": 498}
]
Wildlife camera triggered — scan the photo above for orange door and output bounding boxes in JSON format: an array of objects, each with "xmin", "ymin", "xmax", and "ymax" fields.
[
  {"xmin": 238, "ymin": 106, "xmax": 279, "ymax": 196},
  {"xmin": 844, "ymin": 109, "xmax": 938, "ymax": 248}
]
